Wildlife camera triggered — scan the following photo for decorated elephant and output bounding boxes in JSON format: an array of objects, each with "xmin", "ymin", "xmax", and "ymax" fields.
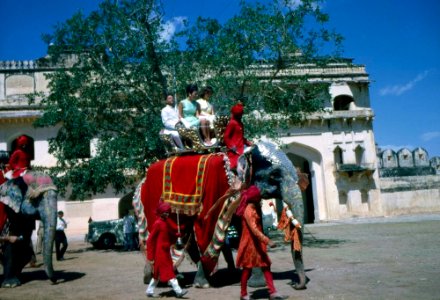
[
  {"xmin": 0, "ymin": 170, "xmax": 58, "ymax": 287},
  {"xmin": 132, "ymin": 140, "xmax": 306, "ymax": 289}
]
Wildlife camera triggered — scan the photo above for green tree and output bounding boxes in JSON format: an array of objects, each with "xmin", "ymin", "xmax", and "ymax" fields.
[{"xmin": 33, "ymin": 0, "xmax": 343, "ymax": 199}]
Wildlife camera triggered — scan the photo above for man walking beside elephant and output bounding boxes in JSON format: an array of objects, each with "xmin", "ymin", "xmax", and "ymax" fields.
[{"xmin": 55, "ymin": 210, "xmax": 68, "ymax": 261}]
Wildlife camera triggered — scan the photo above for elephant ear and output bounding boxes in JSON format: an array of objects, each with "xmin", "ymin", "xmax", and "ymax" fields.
[{"xmin": 0, "ymin": 179, "xmax": 22, "ymax": 213}]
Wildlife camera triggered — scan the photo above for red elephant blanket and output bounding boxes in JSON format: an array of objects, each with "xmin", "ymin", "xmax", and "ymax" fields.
[{"xmin": 140, "ymin": 153, "xmax": 232, "ymax": 270}]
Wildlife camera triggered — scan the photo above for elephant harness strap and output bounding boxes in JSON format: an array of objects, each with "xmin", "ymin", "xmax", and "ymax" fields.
[{"xmin": 162, "ymin": 154, "xmax": 213, "ymax": 215}]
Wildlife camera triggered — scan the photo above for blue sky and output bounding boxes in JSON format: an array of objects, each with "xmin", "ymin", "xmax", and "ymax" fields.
[{"xmin": 1, "ymin": 0, "xmax": 439, "ymax": 157}]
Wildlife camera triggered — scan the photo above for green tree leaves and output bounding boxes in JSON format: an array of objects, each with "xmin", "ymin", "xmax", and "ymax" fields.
[{"xmin": 34, "ymin": 0, "xmax": 342, "ymax": 199}]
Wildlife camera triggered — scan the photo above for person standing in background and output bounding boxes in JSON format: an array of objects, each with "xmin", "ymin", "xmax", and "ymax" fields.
[
  {"xmin": 123, "ymin": 212, "xmax": 136, "ymax": 251},
  {"xmin": 55, "ymin": 211, "xmax": 68, "ymax": 261}
]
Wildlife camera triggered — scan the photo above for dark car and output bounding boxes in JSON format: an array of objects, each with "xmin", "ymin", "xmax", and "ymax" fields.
[{"xmin": 86, "ymin": 218, "xmax": 139, "ymax": 250}]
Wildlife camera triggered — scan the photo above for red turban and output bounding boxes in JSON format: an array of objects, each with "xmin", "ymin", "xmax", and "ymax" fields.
[
  {"xmin": 235, "ymin": 185, "xmax": 261, "ymax": 217},
  {"xmin": 231, "ymin": 103, "xmax": 244, "ymax": 118},
  {"xmin": 156, "ymin": 202, "xmax": 171, "ymax": 215},
  {"xmin": 17, "ymin": 135, "xmax": 29, "ymax": 147}
]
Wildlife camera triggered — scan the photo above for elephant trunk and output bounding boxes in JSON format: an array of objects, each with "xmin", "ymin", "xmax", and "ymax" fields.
[
  {"xmin": 281, "ymin": 171, "xmax": 307, "ymax": 289},
  {"xmin": 40, "ymin": 189, "xmax": 57, "ymax": 283}
]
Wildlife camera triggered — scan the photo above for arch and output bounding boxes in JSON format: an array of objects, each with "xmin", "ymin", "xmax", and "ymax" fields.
[
  {"xmin": 333, "ymin": 95, "xmax": 354, "ymax": 111},
  {"xmin": 284, "ymin": 142, "xmax": 324, "ymax": 223},
  {"xmin": 118, "ymin": 191, "xmax": 135, "ymax": 218},
  {"xmin": 334, "ymin": 146, "xmax": 343, "ymax": 165},
  {"xmin": 354, "ymin": 145, "xmax": 365, "ymax": 165}
]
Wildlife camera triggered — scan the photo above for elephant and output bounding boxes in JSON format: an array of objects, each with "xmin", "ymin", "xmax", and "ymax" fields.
[
  {"xmin": 0, "ymin": 170, "xmax": 58, "ymax": 287},
  {"xmin": 132, "ymin": 140, "xmax": 306, "ymax": 290}
]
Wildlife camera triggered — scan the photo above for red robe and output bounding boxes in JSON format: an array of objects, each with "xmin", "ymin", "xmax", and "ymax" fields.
[
  {"xmin": 146, "ymin": 217, "xmax": 176, "ymax": 282},
  {"xmin": 8, "ymin": 148, "xmax": 31, "ymax": 178},
  {"xmin": 236, "ymin": 203, "xmax": 271, "ymax": 268},
  {"xmin": 223, "ymin": 118, "xmax": 251, "ymax": 169}
]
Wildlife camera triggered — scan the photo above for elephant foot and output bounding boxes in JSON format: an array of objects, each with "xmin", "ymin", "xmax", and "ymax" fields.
[
  {"xmin": 292, "ymin": 282, "xmax": 307, "ymax": 290},
  {"xmin": 193, "ymin": 281, "xmax": 210, "ymax": 289},
  {"xmin": 193, "ymin": 261, "xmax": 210, "ymax": 288},
  {"xmin": 247, "ymin": 268, "xmax": 266, "ymax": 288},
  {"xmin": 1, "ymin": 278, "xmax": 21, "ymax": 288}
]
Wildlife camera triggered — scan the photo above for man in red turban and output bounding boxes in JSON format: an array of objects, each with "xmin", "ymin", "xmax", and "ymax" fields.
[
  {"xmin": 7, "ymin": 135, "xmax": 32, "ymax": 179},
  {"xmin": 224, "ymin": 103, "xmax": 252, "ymax": 169},
  {"xmin": 146, "ymin": 201, "xmax": 187, "ymax": 298}
]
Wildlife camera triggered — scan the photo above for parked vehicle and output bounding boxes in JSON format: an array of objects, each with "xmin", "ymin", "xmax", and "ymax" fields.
[{"xmin": 86, "ymin": 218, "xmax": 139, "ymax": 250}]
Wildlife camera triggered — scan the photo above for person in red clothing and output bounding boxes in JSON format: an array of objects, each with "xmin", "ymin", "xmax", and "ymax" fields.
[
  {"xmin": 6, "ymin": 135, "xmax": 31, "ymax": 180},
  {"xmin": 223, "ymin": 103, "xmax": 252, "ymax": 170},
  {"xmin": 235, "ymin": 186, "xmax": 286, "ymax": 300},
  {"xmin": 3, "ymin": 135, "xmax": 32, "ymax": 202},
  {"xmin": 146, "ymin": 202, "xmax": 188, "ymax": 298}
]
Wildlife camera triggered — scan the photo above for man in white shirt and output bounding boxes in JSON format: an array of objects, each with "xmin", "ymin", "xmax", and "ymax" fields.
[
  {"xmin": 161, "ymin": 94, "xmax": 184, "ymax": 149},
  {"xmin": 55, "ymin": 210, "xmax": 68, "ymax": 261}
]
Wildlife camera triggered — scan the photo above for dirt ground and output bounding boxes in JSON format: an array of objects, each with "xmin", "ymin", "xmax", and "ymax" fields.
[{"xmin": 1, "ymin": 214, "xmax": 440, "ymax": 300}]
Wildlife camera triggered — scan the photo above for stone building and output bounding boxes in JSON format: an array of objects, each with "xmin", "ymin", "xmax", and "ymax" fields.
[{"xmin": 1, "ymin": 55, "xmax": 439, "ymax": 235}]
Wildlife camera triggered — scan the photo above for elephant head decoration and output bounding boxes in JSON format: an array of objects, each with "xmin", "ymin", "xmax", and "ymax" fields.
[
  {"xmin": 0, "ymin": 169, "xmax": 58, "ymax": 287},
  {"xmin": 133, "ymin": 140, "xmax": 307, "ymax": 290}
]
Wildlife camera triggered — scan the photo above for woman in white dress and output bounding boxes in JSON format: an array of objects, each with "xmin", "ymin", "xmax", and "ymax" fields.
[{"xmin": 196, "ymin": 86, "xmax": 215, "ymax": 146}]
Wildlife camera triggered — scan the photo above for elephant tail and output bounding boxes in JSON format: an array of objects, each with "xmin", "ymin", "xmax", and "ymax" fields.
[{"xmin": 132, "ymin": 178, "xmax": 148, "ymax": 243}]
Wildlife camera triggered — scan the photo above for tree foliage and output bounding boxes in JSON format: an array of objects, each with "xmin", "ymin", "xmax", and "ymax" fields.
[{"xmin": 34, "ymin": 0, "xmax": 343, "ymax": 199}]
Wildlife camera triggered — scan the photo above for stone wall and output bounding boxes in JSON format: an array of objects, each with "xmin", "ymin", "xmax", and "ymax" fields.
[{"xmin": 380, "ymin": 175, "xmax": 440, "ymax": 216}]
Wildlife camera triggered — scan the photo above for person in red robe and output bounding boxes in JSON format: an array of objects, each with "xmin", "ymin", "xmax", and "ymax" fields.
[
  {"xmin": 7, "ymin": 135, "xmax": 31, "ymax": 179},
  {"xmin": 223, "ymin": 103, "xmax": 252, "ymax": 170},
  {"xmin": 145, "ymin": 202, "xmax": 187, "ymax": 298},
  {"xmin": 235, "ymin": 186, "xmax": 286, "ymax": 300}
]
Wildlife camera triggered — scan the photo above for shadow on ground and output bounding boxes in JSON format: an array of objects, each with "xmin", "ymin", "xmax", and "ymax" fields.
[{"xmin": 0, "ymin": 269, "xmax": 86, "ymax": 286}]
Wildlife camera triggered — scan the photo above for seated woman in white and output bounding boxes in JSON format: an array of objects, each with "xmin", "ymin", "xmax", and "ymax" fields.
[{"xmin": 196, "ymin": 86, "xmax": 216, "ymax": 146}]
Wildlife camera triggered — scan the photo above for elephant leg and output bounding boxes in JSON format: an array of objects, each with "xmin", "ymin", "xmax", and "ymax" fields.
[
  {"xmin": 193, "ymin": 261, "xmax": 210, "ymax": 288},
  {"xmin": 291, "ymin": 249, "xmax": 307, "ymax": 290},
  {"xmin": 1, "ymin": 239, "xmax": 33, "ymax": 288},
  {"xmin": 1, "ymin": 242, "xmax": 21, "ymax": 288},
  {"xmin": 247, "ymin": 267, "xmax": 267, "ymax": 287},
  {"xmin": 221, "ymin": 243, "xmax": 236, "ymax": 272}
]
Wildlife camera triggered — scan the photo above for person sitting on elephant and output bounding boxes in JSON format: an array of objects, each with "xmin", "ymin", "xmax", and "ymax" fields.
[
  {"xmin": 3, "ymin": 135, "xmax": 32, "ymax": 200},
  {"xmin": 161, "ymin": 94, "xmax": 184, "ymax": 149},
  {"xmin": 146, "ymin": 202, "xmax": 188, "ymax": 298},
  {"xmin": 196, "ymin": 86, "xmax": 216, "ymax": 146},
  {"xmin": 235, "ymin": 185, "xmax": 286, "ymax": 300},
  {"xmin": 6, "ymin": 135, "xmax": 32, "ymax": 180},
  {"xmin": 224, "ymin": 103, "xmax": 252, "ymax": 170},
  {"xmin": 178, "ymin": 84, "xmax": 211, "ymax": 146},
  {"xmin": 178, "ymin": 84, "xmax": 201, "ymax": 129}
]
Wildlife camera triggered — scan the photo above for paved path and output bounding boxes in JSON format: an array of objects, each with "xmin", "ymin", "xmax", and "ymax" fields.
[{"xmin": 1, "ymin": 213, "xmax": 440, "ymax": 299}]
